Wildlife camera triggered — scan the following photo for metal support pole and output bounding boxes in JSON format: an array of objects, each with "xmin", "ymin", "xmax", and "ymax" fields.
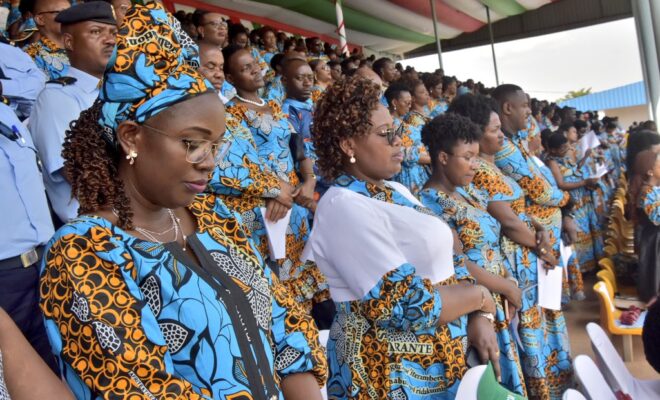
[
  {"xmin": 633, "ymin": 0, "xmax": 660, "ymax": 122},
  {"xmin": 486, "ymin": 6, "xmax": 500, "ymax": 86},
  {"xmin": 429, "ymin": 0, "xmax": 443, "ymax": 70}
]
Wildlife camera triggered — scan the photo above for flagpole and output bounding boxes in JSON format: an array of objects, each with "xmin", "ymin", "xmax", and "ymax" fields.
[{"xmin": 335, "ymin": 0, "xmax": 349, "ymax": 56}]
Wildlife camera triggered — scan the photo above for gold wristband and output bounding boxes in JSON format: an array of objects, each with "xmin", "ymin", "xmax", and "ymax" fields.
[{"xmin": 477, "ymin": 284, "xmax": 487, "ymax": 310}]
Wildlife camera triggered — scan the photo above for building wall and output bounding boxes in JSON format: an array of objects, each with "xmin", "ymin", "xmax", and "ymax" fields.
[{"xmin": 602, "ymin": 105, "xmax": 650, "ymax": 129}]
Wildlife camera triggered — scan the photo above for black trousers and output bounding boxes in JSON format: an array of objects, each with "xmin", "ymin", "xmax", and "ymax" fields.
[{"xmin": 0, "ymin": 258, "xmax": 60, "ymax": 375}]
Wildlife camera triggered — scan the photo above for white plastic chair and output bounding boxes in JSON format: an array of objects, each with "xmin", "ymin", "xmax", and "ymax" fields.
[
  {"xmin": 573, "ymin": 355, "xmax": 617, "ymax": 400},
  {"xmin": 454, "ymin": 365, "xmax": 487, "ymax": 400},
  {"xmin": 319, "ymin": 330, "xmax": 329, "ymax": 400},
  {"xmin": 586, "ymin": 322, "xmax": 660, "ymax": 398},
  {"xmin": 562, "ymin": 389, "xmax": 587, "ymax": 400}
]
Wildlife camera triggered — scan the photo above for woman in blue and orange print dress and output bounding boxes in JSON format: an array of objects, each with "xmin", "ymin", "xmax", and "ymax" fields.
[
  {"xmin": 308, "ymin": 75, "xmax": 504, "ymax": 400},
  {"xmin": 546, "ymin": 127, "xmax": 601, "ymax": 273},
  {"xmin": 39, "ymin": 5, "xmax": 326, "ymax": 399},
  {"xmin": 384, "ymin": 81, "xmax": 431, "ymax": 195},
  {"xmin": 422, "ymin": 73, "xmax": 447, "ymax": 118},
  {"xmin": 211, "ymin": 45, "xmax": 334, "ymax": 327},
  {"xmin": 449, "ymin": 93, "xmax": 573, "ymax": 400},
  {"xmin": 418, "ymin": 113, "xmax": 527, "ymax": 396}
]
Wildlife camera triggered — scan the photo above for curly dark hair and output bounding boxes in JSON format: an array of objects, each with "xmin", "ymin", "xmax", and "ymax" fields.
[
  {"xmin": 62, "ymin": 101, "xmax": 134, "ymax": 229},
  {"xmin": 394, "ymin": 77, "xmax": 424, "ymax": 99},
  {"xmin": 447, "ymin": 93, "xmax": 499, "ymax": 132},
  {"xmin": 383, "ymin": 81, "xmax": 410, "ymax": 105},
  {"xmin": 312, "ymin": 75, "xmax": 381, "ymax": 181},
  {"xmin": 421, "ymin": 72, "xmax": 442, "ymax": 92},
  {"xmin": 422, "ymin": 113, "xmax": 482, "ymax": 170}
]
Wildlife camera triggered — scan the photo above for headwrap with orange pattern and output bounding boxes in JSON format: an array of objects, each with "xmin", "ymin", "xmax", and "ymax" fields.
[{"xmin": 98, "ymin": 2, "xmax": 213, "ymax": 148}]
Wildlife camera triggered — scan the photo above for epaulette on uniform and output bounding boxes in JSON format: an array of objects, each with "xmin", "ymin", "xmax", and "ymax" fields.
[{"xmin": 46, "ymin": 76, "xmax": 77, "ymax": 86}]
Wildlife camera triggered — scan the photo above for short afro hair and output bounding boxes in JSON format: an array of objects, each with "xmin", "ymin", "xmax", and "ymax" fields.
[
  {"xmin": 447, "ymin": 94, "xmax": 499, "ymax": 132},
  {"xmin": 421, "ymin": 73, "xmax": 442, "ymax": 92},
  {"xmin": 383, "ymin": 81, "xmax": 410, "ymax": 105},
  {"xmin": 313, "ymin": 75, "xmax": 382, "ymax": 181},
  {"xmin": 546, "ymin": 131, "xmax": 568, "ymax": 150},
  {"xmin": 422, "ymin": 112, "xmax": 482, "ymax": 170}
]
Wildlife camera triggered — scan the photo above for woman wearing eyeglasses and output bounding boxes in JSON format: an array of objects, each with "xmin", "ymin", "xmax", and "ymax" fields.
[
  {"xmin": 306, "ymin": 75, "xmax": 500, "ymax": 400},
  {"xmin": 384, "ymin": 80, "xmax": 431, "ymax": 195},
  {"xmin": 418, "ymin": 114, "xmax": 527, "ymax": 396},
  {"xmin": 448, "ymin": 95, "xmax": 572, "ymax": 400},
  {"xmin": 39, "ymin": 5, "xmax": 326, "ymax": 399},
  {"xmin": 210, "ymin": 45, "xmax": 333, "ymax": 326}
]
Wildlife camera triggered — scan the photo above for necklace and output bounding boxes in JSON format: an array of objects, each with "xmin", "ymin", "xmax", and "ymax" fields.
[
  {"xmin": 235, "ymin": 93, "xmax": 266, "ymax": 107},
  {"xmin": 112, "ymin": 209, "xmax": 187, "ymax": 251}
]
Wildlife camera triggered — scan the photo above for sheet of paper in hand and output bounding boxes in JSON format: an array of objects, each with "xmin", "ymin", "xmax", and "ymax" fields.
[{"xmin": 260, "ymin": 207, "xmax": 292, "ymax": 260}]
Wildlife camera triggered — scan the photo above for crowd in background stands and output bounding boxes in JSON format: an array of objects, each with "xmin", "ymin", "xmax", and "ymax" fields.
[{"xmin": 1, "ymin": 1, "xmax": 659, "ymax": 400}]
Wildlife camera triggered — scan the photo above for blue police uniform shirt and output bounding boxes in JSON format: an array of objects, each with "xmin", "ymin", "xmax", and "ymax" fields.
[
  {"xmin": 29, "ymin": 67, "xmax": 100, "ymax": 222},
  {"xmin": 0, "ymin": 42, "xmax": 46, "ymax": 120},
  {"xmin": 0, "ymin": 103, "xmax": 54, "ymax": 260}
]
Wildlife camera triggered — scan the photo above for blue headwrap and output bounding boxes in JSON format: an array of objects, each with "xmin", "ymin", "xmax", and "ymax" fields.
[{"xmin": 98, "ymin": 2, "xmax": 213, "ymax": 148}]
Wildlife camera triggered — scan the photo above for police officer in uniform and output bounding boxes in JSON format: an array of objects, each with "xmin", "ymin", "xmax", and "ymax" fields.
[
  {"xmin": 0, "ymin": 38, "xmax": 46, "ymax": 120},
  {"xmin": 29, "ymin": 1, "xmax": 116, "ymax": 223},
  {"xmin": 0, "ymin": 98, "xmax": 58, "ymax": 373}
]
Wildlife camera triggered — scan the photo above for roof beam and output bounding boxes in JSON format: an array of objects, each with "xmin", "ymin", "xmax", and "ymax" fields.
[{"xmin": 405, "ymin": 0, "xmax": 632, "ymax": 57}]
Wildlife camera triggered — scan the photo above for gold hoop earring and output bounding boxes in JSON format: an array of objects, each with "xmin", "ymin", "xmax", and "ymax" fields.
[
  {"xmin": 126, "ymin": 150, "xmax": 138, "ymax": 165},
  {"xmin": 349, "ymin": 155, "xmax": 356, "ymax": 164}
]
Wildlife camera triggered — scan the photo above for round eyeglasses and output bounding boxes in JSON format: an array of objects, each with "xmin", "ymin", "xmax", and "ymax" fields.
[{"xmin": 141, "ymin": 124, "xmax": 230, "ymax": 164}]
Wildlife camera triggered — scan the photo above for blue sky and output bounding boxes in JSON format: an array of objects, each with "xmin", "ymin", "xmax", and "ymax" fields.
[{"xmin": 401, "ymin": 18, "xmax": 643, "ymax": 102}]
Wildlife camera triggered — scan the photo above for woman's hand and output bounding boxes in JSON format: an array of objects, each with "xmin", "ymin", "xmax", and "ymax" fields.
[
  {"xmin": 585, "ymin": 177, "xmax": 599, "ymax": 189},
  {"xmin": 275, "ymin": 180, "xmax": 297, "ymax": 209},
  {"xmin": 535, "ymin": 230, "xmax": 558, "ymax": 266},
  {"xmin": 467, "ymin": 314, "xmax": 502, "ymax": 381},
  {"xmin": 295, "ymin": 178, "xmax": 317, "ymax": 212},
  {"xmin": 503, "ymin": 279, "xmax": 522, "ymax": 311},
  {"xmin": 267, "ymin": 180, "xmax": 301, "ymax": 221},
  {"xmin": 478, "ymin": 285, "xmax": 497, "ymax": 315}
]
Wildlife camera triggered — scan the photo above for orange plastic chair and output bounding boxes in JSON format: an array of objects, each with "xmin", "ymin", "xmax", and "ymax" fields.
[{"xmin": 593, "ymin": 281, "xmax": 642, "ymax": 361}]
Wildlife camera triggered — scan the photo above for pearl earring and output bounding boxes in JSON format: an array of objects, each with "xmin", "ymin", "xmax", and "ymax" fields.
[
  {"xmin": 126, "ymin": 150, "xmax": 138, "ymax": 165},
  {"xmin": 349, "ymin": 155, "xmax": 356, "ymax": 164}
]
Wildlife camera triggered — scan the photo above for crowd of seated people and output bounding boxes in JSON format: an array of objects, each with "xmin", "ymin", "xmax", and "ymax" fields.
[{"xmin": 0, "ymin": 1, "xmax": 658, "ymax": 399}]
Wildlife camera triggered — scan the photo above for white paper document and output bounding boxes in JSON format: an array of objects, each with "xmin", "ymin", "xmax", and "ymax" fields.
[
  {"xmin": 560, "ymin": 240, "xmax": 573, "ymax": 279},
  {"xmin": 590, "ymin": 163, "xmax": 608, "ymax": 179},
  {"xmin": 537, "ymin": 259, "xmax": 563, "ymax": 310},
  {"xmin": 260, "ymin": 207, "xmax": 292, "ymax": 260},
  {"xmin": 577, "ymin": 130, "xmax": 601, "ymax": 158}
]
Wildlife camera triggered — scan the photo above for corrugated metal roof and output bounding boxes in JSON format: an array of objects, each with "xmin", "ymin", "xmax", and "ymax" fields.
[{"xmin": 558, "ymin": 81, "xmax": 647, "ymax": 111}]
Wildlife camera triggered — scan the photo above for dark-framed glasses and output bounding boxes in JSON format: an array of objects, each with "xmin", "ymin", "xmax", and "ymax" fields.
[
  {"xmin": 379, "ymin": 124, "xmax": 404, "ymax": 145},
  {"xmin": 141, "ymin": 124, "xmax": 230, "ymax": 164}
]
